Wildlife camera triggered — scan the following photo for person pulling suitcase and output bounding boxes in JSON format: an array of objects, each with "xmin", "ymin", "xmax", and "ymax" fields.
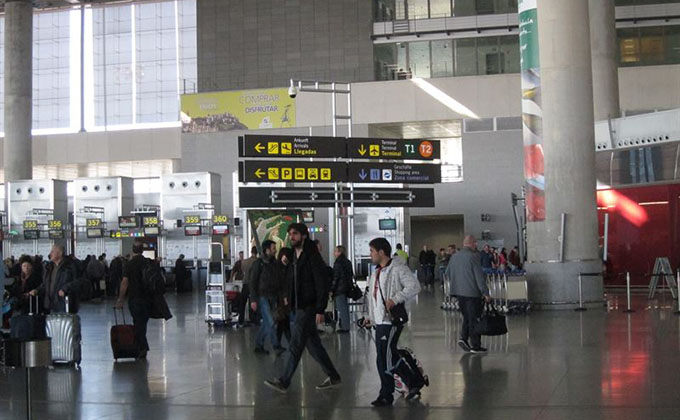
[{"xmin": 362, "ymin": 237, "xmax": 421, "ymax": 407}]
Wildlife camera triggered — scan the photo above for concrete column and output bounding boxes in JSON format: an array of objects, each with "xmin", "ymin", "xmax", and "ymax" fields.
[
  {"xmin": 589, "ymin": 0, "xmax": 620, "ymax": 121},
  {"xmin": 525, "ymin": 0, "xmax": 603, "ymax": 309},
  {"xmin": 3, "ymin": 0, "xmax": 33, "ymax": 182}
]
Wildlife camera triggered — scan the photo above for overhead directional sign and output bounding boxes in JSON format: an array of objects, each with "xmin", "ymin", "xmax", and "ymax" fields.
[
  {"xmin": 349, "ymin": 162, "xmax": 441, "ymax": 184},
  {"xmin": 239, "ymin": 135, "xmax": 346, "ymax": 158},
  {"xmin": 239, "ymin": 187, "xmax": 435, "ymax": 208},
  {"xmin": 348, "ymin": 138, "xmax": 440, "ymax": 160},
  {"xmin": 239, "ymin": 161, "xmax": 347, "ymax": 183}
]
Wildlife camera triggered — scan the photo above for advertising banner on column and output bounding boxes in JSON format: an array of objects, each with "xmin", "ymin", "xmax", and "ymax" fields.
[
  {"xmin": 247, "ymin": 210, "xmax": 301, "ymax": 254},
  {"xmin": 181, "ymin": 88, "xmax": 296, "ymax": 133},
  {"xmin": 519, "ymin": 0, "xmax": 545, "ymax": 222}
]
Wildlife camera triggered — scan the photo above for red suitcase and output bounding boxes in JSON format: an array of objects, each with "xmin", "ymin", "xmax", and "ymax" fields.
[{"xmin": 110, "ymin": 308, "xmax": 139, "ymax": 361}]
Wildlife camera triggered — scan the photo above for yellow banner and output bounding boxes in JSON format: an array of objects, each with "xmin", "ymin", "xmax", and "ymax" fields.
[{"xmin": 181, "ymin": 88, "xmax": 296, "ymax": 133}]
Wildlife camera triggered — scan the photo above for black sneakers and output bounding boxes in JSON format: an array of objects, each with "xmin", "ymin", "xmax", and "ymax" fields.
[
  {"xmin": 470, "ymin": 347, "xmax": 488, "ymax": 354},
  {"xmin": 457, "ymin": 339, "xmax": 471, "ymax": 353},
  {"xmin": 315, "ymin": 376, "xmax": 342, "ymax": 390},
  {"xmin": 264, "ymin": 379, "xmax": 288, "ymax": 394},
  {"xmin": 371, "ymin": 397, "xmax": 393, "ymax": 407}
]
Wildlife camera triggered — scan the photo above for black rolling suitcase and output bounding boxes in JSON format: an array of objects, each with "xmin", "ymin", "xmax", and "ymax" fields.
[
  {"xmin": 390, "ymin": 347, "xmax": 430, "ymax": 399},
  {"xmin": 9, "ymin": 296, "xmax": 47, "ymax": 341}
]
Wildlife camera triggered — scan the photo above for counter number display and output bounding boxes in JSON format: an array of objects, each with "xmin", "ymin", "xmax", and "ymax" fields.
[
  {"xmin": 212, "ymin": 215, "xmax": 228, "ymax": 224},
  {"xmin": 184, "ymin": 215, "xmax": 201, "ymax": 225},
  {"xmin": 86, "ymin": 218, "xmax": 102, "ymax": 228},
  {"xmin": 48, "ymin": 220, "xmax": 63, "ymax": 230},
  {"xmin": 143, "ymin": 216, "xmax": 159, "ymax": 227},
  {"xmin": 23, "ymin": 220, "xmax": 39, "ymax": 230}
]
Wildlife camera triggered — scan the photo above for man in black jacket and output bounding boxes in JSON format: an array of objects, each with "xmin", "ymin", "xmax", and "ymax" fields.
[
  {"xmin": 250, "ymin": 240, "xmax": 285, "ymax": 355},
  {"xmin": 332, "ymin": 245, "xmax": 353, "ymax": 333},
  {"xmin": 30, "ymin": 245, "xmax": 79, "ymax": 313},
  {"xmin": 264, "ymin": 223, "xmax": 341, "ymax": 393}
]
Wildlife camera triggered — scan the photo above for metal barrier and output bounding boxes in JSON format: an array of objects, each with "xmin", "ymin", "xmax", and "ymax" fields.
[{"xmin": 575, "ymin": 272, "xmax": 601, "ymax": 312}]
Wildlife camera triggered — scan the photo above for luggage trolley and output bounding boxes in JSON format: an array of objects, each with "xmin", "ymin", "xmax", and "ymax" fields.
[{"xmin": 205, "ymin": 242, "xmax": 228, "ymax": 331}]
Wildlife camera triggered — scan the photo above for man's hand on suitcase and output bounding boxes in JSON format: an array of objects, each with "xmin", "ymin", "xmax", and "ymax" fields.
[
  {"xmin": 250, "ymin": 301, "xmax": 258, "ymax": 312},
  {"xmin": 114, "ymin": 300, "xmax": 124, "ymax": 309},
  {"xmin": 484, "ymin": 295, "xmax": 491, "ymax": 303},
  {"xmin": 316, "ymin": 314, "xmax": 325, "ymax": 325}
]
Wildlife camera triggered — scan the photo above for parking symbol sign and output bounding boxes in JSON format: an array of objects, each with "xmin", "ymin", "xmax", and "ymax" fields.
[
  {"xmin": 370, "ymin": 169, "xmax": 381, "ymax": 181},
  {"xmin": 382, "ymin": 169, "xmax": 393, "ymax": 181}
]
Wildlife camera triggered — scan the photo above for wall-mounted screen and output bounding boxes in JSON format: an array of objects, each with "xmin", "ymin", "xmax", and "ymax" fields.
[
  {"xmin": 184, "ymin": 226, "xmax": 202, "ymax": 236},
  {"xmin": 87, "ymin": 228, "xmax": 104, "ymax": 238},
  {"xmin": 48, "ymin": 230, "xmax": 65, "ymax": 240},
  {"xmin": 24, "ymin": 230, "xmax": 40, "ymax": 240},
  {"xmin": 212, "ymin": 225, "xmax": 229, "ymax": 235},
  {"xmin": 118, "ymin": 216, "xmax": 139, "ymax": 228},
  {"xmin": 144, "ymin": 227, "xmax": 160, "ymax": 237},
  {"xmin": 302, "ymin": 211, "xmax": 314, "ymax": 223},
  {"xmin": 379, "ymin": 218, "xmax": 397, "ymax": 231}
]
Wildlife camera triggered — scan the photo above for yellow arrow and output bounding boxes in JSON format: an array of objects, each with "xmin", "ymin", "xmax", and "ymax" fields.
[
  {"xmin": 255, "ymin": 169, "xmax": 265, "ymax": 179},
  {"xmin": 358, "ymin": 144, "xmax": 366, "ymax": 156},
  {"xmin": 254, "ymin": 143, "xmax": 265, "ymax": 153}
]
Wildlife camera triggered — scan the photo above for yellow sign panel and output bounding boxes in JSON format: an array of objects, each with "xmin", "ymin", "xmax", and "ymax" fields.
[
  {"xmin": 268, "ymin": 168, "xmax": 280, "ymax": 180},
  {"xmin": 281, "ymin": 142, "xmax": 293, "ymax": 154},
  {"xmin": 181, "ymin": 88, "xmax": 296, "ymax": 133},
  {"xmin": 308, "ymin": 168, "xmax": 319, "ymax": 181},
  {"xmin": 321, "ymin": 168, "xmax": 332, "ymax": 181},
  {"xmin": 295, "ymin": 168, "xmax": 306, "ymax": 180},
  {"xmin": 268, "ymin": 142, "xmax": 279, "ymax": 154},
  {"xmin": 282, "ymin": 168, "xmax": 293, "ymax": 180},
  {"xmin": 369, "ymin": 144, "xmax": 380, "ymax": 157}
]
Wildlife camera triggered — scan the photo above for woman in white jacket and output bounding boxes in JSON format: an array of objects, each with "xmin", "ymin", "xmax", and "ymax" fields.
[{"xmin": 363, "ymin": 237, "xmax": 421, "ymax": 407}]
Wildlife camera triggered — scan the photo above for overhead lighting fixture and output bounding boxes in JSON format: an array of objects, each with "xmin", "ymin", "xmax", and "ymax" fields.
[{"xmin": 410, "ymin": 78, "xmax": 480, "ymax": 120}]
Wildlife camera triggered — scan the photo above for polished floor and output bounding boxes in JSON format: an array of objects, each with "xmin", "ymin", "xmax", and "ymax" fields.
[{"xmin": 2, "ymin": 289, "xmax": 680, "ymax": 420}]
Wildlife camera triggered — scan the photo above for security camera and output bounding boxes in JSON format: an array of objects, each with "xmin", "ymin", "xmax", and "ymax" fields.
[{"xmin": 288, "ymin": 80, "xmax": 298, "ymax": 98}]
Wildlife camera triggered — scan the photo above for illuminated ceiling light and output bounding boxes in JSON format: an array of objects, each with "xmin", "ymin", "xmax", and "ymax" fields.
[
  {"xmin": 410, "ymin": 77, "xmax": 480, "ymax": 120},
  {"xmin": 638, "ymin": 201, "xmax": 669, "ymax": 206}
]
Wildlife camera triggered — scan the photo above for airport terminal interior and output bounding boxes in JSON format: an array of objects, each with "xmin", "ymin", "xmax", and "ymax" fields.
[{"xmin": 0, "ymin": 0, "xmax": 680, "ymax": 419}]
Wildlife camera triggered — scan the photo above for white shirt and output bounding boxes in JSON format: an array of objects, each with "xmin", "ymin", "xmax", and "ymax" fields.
[{"xmin": 369, "ymin": 265, "xmax": 391, "ymax": 325}]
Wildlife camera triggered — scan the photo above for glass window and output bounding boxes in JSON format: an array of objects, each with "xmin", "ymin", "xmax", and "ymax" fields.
[
  {"xmin": 640, "ymin": 26, "xmax": 664, "ymax": 64},
  {"xmin": 397, "ymin": 42, "xmax": 409, "ymax": 76},
  {"xmin": 408, "ymin": 41, "xmax": 431, "ymax": 78},
  {"xmin": 454, "ymin": 38, "xmax": 477, "ymax": 76},
  {"xmin": 411, "ymin": 0, "xmax": 430, "ymax": 19},
  {"xmin": 374, "ymin": 0, "xmax": 396, "ymax": 22},
  {"xmin": 453, "ymin": 0, "xmax": 477, "ymax": 16},
  {"xmin": 374, "ymin": 43, "xmax": 398, "ymax": 80},
  {"xmin": 396, "ymin": 0, "xmax": 408, "ymax": 19},
  {"xmin": 477, "ymin": 36, "xmax": 501, "ymax": 75},
  {"xmin": 499, "ymin": 35, "xmax": 520, "ymax": 74},
  {"xmin": 431, "ymin": 40, "xmax": 454, "ymax": 77},
  {"xmin": 665, "ymin": 25, "xmax": 680, "ymax": 65},
  {"xmin": 430, "ymin": 0, "xmax": 452, "ymax": 18}
]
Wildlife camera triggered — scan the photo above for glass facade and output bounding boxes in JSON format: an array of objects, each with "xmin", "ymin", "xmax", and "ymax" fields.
[
  {"xmin": 618, "ymin": 25, "xmax": 680, "ymax": 67},
  {"xmin": 0, "ymin": 0, "xmax": 197, "ymax": 134},
  {"xmin": 375, "ymin": 35, "xmax": 520, "ymax": 80},
  {"xmin": 374, "ymin": 0, "xmax": 519, "ymax": 21}
]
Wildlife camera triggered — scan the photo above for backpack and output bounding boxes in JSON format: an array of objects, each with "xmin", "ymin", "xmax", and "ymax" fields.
[{"xmin": 142, "ymin": 259, "xmax": 165, "ymax": 296}]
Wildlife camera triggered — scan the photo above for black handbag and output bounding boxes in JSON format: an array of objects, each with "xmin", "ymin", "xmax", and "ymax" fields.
[
  {"xmin": 474, "ymin": 303, "xmax": 507, "ymax": 336},
  {"xmin": 348, "ymin": 280, "xmax": 364, "ymax": 301},
  {"xmin": 378, "ymin": 278, "xmax": 409, "ymax": 327}
]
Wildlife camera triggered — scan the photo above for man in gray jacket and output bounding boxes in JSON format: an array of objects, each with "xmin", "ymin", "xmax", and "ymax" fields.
[
  {"xmin": 446, "ymin": 235, "xmax": 491, "ymax": 353},
  {"xmin": 364, "ymin": 237, "xmax": 420, "ymax": 407}
]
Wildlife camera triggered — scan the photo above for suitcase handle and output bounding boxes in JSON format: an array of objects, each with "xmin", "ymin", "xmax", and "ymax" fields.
[
  {"xmin": 29, "ymin": 294, "xmax": 39, "ymax": 316},
  {"xmin": 65, "ymin": 295, "xmax": 70, "ymax": 313},
  {"xmin": 113, "ymin": 306, "xmax": 128, "ymax": 325}
]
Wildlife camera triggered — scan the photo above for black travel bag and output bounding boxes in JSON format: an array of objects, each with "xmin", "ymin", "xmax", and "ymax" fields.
[
  {"xmin": 474, "ymin": 303, "xmax": 508, "ymax": 336},
  {"xmin": 10, "ymin": 296, "xmax": 47, "ymax": 341}
]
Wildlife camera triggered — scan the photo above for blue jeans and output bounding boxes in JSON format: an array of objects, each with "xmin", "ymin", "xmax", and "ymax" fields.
[
  {"xmin": 334, "ymin": 294, "xmax": 350, "ymax": 331},
  {"xmin": 255, "ymin": 297, "xmax": 279, "ymax": 349}
]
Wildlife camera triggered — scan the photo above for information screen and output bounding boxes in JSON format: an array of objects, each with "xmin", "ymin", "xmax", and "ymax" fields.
[
  {"xmin": 144, "ymin": 227, "xmax": 160, "ymax": 237},
  {"xmin": 184, "ymin": 225, "xmax": 202, "ymax": 236},
  {"xmin": 23, "ymin": 220, "xmax": 39, "ymax": 230},
  {"xmin": 142, "ymin": 216, "xmax": 159, "ymax": 227},
  {"xmin": 378, "ymin": 218, "xmax": 397, "ymax": 231},
  {"xmin": 48, "ymin": 230, "xmax": 65, "ymax": 240},
  {"xmin": 87, "ymin": 228, "xmax": 104, "ymax": 238},
  {"xmin": 24, "ymin": 230, "xmax": 40, "ymax": 240},
  {"xmin": 118, "ymin": 216, "xmax": 139, "ymax": 228},
  {"xmin": 302, "ymin": 211, "xmax": 314, "ymax": 223},
  {"xmin": 212, "ymin": 225, "xmax": 229, "ymax": 235}
]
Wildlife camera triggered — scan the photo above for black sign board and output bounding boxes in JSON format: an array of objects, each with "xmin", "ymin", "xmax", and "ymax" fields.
[
  {"xmin": 347, "ymin": 138, "xmax": 441, "ymax": 160},
  {"xmin": 48, "ymin": 230, "xmax": 65, "ymax": 240},
  {"xmin": 239, "ymin": 135, "xmax": 347, "ymax": 158},
  {"xmin": 239, "ymin": 187, "xmax": 435, "ymax": 208},
  {"xmin": 348, "ymin": 162, "xmax": 441, "ymax": 184},
  {"xmin": 239, "ymin": 161, "xmax": 347, "ymax": 183}
]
